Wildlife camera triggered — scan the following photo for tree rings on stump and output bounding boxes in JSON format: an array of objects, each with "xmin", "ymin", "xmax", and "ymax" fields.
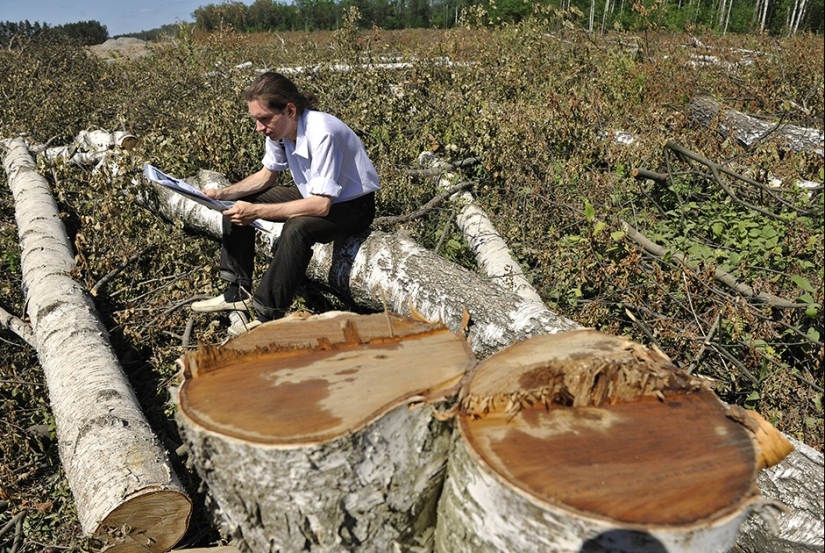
[
  {"xmin": 174, "ymin": 312, "xmax": 475, "ymax": 552},
  {"xmin": 435, "ymin": 329, "xmax": 792, "ymax": 552}
]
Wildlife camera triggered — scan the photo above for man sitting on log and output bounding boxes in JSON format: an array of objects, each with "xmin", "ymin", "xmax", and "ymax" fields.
[{"xmin": 191, "ymin": 72, "xmax": 380, "ymax": 334}]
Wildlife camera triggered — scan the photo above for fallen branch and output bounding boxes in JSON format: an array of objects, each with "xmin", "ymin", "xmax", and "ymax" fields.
[
  {"xmin": 632, "ymin": 167, "xmax": 669, "ymax": 185},
  {"xmin": 90, "ymin": 244, "xmax": 156, "ymax": 296},
  {"xmin": 372, "ymin": 180, "xmax": 475, "ymax": 227},
  {"xmin": 665, "ymin": 141, "xmax": 813, "ymax": 218},
  {"xmin": 620, "ymin": 219, "xmax": 802, "ymax": 309},
  {"xmin": 0, "ymin": 306, "xmax": 35, "ymax": 348}
]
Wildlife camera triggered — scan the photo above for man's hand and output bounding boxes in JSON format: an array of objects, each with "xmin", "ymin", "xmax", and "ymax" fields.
[
  {"xmin": 223, "ymin": 201, "xmax": 259, "ymax": 226},
  {"xmin": 204, "ymin": 167, "xmax": 281, "ymax": 202}
]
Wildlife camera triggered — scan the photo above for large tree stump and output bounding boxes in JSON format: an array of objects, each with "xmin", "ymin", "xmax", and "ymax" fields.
[
  {"xmin": 435, "ymin": 329, "xmax": 792, "ymax": 552},
  {"xmin": 173, "ymin": 312, "xmax": 475, "ymax": 552}
]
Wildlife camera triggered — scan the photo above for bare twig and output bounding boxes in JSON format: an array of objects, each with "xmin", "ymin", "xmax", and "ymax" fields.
[
  {"xmin": 687, "ymin": 313, "xmax": 722, "ymax": 374},
  {"xmin": 135, "ymin": 295, "xmax": 212, "ymax": 337},
  {"xmin": 624, "ymin": 308, "xmax": 677, "ymax": 367},
  {"xmin": 665, "ymin": 140, "xmax": 813, "ymax": 216},
  {"xmin": 751, "ymin": 348, "xmax": 825, "ymax": 393},
  {"xmin": 10, "ymin": 510, "xmax": 23, "ymax": 553},
  {"xmin": 372, "ymin": 180, "xmax": 476, "ymax": 228},
  {"xmin": 433, "ymin": 209, "xmax": 454, "ymax": 255},
  {"xmin": 0, "ymin": 511, "xmax": 25, "ymax": 543},
  {"xmin": 181, "ymin": 316, "xmax": 195, "ymax": 348},
  {"xmin": 90, "ymin": 244, "xmax": 156, "ymax": 297},
  {"xmin": 711, "ymin": 343, "xmax": 760, "ymax": 385},
  {"xmin": 125, "ymin": 267, "xmax": 205, "ymax": 303}
]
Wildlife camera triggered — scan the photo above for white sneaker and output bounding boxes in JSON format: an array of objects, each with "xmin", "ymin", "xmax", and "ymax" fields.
[
  {"xmin": 191, "ymin": 293, "xmax": 252, "ymax": 313},
  {"xmin": 227, "ymin": 318, "xmax": 262, "ymax": 337}
]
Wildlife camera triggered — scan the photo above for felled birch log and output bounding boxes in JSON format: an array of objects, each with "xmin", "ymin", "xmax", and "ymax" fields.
[
  {"xmin": 689, "ymin": 95, "xmax": 824, "ymax": 156},
  {"xmin": 136, "ymin": 171, "xmax": 580, "ymax": 357},
  {"xmin": 1, "ymin": 137, "xmax": 191, "ymax": 551},
  {"xmin": 435, "ymin": 329, "xmax": 793, "ymax": 553},
  {"xmin": 735, "ymin": 438, "xmax": 824, "ymax": 552},
  {"xmin": 418, "ymin": 151, "xmax": 544, "ymax": 305},
  {"xmin": 173, "ymin": 311, "xmax": 474, "ymax": 552}
]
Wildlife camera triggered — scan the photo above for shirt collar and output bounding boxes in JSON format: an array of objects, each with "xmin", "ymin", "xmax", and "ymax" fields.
[{"xmin": 293, "ymin": 111, "xmax": 310, "ymax": 159}]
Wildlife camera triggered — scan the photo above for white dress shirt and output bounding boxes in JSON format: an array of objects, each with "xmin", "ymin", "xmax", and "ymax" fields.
[{"xmin": 261, "ymin": 110, "xmax": 380, "ymax": 203}]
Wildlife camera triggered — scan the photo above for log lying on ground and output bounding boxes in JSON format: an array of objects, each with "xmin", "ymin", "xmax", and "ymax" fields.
[
  {"xmin": 143, "ymin": 166, "xmax": 823, "ymax": 551},
  {"xmin": 418, "ymin": 152, "xmax": 544, "ymax": 305},
  {"xmin": 2, "ymin": 137, "xmax": 191, "ymax": 551},
  {"xmin": 173, "ymin": 311, "xmax": 475, "ymax": 552},
  {"xmin": 435, "ymin": 329, "xmax": 792, "ymax": 552},
  {"xmin": 137, "ymin": 173, "xmax": 580, "ymax": 357},
  {"xmin": 735, "ymin": 438, "xmax": 825, "ymax": 553},
  {"xmin": 689, "ymin": 95, "xmax": 824, "ymax": 156},
  {"xmin": 33, "ymin": 129, "xmax": 139, "ymax": 174}
]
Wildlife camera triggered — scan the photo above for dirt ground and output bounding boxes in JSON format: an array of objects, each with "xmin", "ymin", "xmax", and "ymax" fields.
[{"xmin": 87, "ymin": 37, "xmax": 151, "ymax": 61}]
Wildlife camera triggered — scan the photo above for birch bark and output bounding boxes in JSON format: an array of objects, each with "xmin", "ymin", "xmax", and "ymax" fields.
[
  {"xmin": 2, "ymin": 137, "xmax": 191, "ymax": 552},
  {"xmin": 689, "ymin": 95, "xmax": 824, "ymax": 156},
  {"xmin": 173, "ymin": 312, "xmax": 473, "ymax": 552},
  {"xmin": 137, "ymin": 174, "xmax": 579, "ymax": 358},
  {"xmin": 418, "ymin": 152, "xmax": 545, "ymax": 306}
]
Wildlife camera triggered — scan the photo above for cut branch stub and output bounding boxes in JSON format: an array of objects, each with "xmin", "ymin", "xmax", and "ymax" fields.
[
  {"xmin": 436, "ymin": 329, "xmax": 792, "ymax": 553},
  {"xmin": 174, "ymin": 311, "xmax": 475, "ymax": 551}
]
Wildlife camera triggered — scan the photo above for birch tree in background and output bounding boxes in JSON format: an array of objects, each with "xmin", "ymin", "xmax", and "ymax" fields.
[
  {"xmin": 787, "ymin": 0, "xmax": 809, "ymax": 35},
  {"xmin": 753, "ymin": 0, "xmax": 771, "ymax": 33}
]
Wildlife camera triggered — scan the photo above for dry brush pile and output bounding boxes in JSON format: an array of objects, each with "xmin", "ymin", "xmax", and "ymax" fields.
[{"xmin": 1, "ymin": 13, "xmax": 822, "ymax": 550}]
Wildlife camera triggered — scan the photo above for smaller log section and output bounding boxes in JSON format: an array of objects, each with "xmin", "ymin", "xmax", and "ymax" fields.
[
  {"xmin": 174, "ymin": 312, "xmax": 476, "ymax": 552},
  {"xmin": 435, "ymin": 329, "xmax": 793, "ymax": 553}
]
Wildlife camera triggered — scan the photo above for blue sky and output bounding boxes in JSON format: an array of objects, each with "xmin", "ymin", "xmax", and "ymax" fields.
[{"xmin": 1, "ymin": 0, "xmax": 224, "ymax": 36}]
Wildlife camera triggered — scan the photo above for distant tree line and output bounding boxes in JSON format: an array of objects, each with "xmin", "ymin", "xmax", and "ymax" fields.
[
  {"xmin": 0, "ymin": 19, "xmax": 108, "ymax": 46},
  {"xmin": 1, "ymin": 0, "xmax": 821, "ymax": 47},
  {"xmin": 193, "ymin": 0, "xmax": 822, "ymax": 34}
]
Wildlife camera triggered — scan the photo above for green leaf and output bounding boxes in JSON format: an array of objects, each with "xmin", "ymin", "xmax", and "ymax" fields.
[
  {"xmin": 791, "ymin": 275, "xmax": 816, "ymax": 293},
  {"xmin": 805, "ymin": 305, "xmax": 819, "ymax": 318},
  {"xmin": 610, "ymin": 230, "xmax": 625, "ymax": 241},
  {"xmin": 594, "ymin": 221, "xmax": 606, "ymax": 235},
  {"xmin": 584, "ymin": 199, "xmax": 595, "ymax": 222},
  {"xmin": 807, "ymin": 327, "xmax": 821, "ymax": 342},
  {"xmin": 798, "ymin": 293, "xmax": 815, "ymax": 304},
  {"xmin": 750, "ymin": 339, "xmax": 767, "ymax": 350}
]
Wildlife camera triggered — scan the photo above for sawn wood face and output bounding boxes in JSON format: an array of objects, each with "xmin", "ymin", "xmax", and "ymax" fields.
[
  {"xmin": 461, "ymin": 329, "xmax": 758, "ymax": 527},
  {"xmin": 178, "ymin": 312, "xmax": 474, "ymax": 444},
  {"xmin": 463, "ymin": 388, "xmax": 757, "ymax": 526}
]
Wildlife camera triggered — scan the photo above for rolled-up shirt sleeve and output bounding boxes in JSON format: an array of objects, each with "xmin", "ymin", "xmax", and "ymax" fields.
[{"xmin": 306, "ymin": 134, "xmax": 343, "ymax": 198}]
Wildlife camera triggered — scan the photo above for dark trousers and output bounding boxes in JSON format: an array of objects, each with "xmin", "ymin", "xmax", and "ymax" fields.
[{"xmin": 218, "ymin": 186, "xmax": 375, "ymax": 320}]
